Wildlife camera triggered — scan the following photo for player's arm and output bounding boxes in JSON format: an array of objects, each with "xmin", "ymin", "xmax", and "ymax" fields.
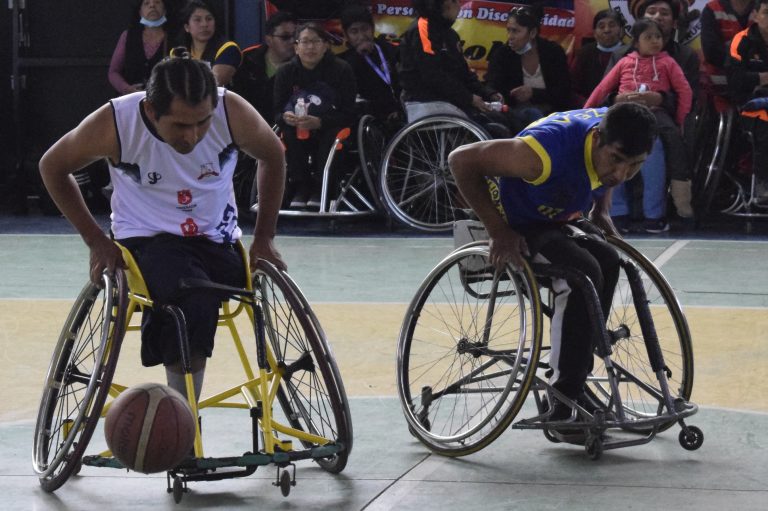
[
  {"xmin": 448, "ymin": 138, "xmax": 543, "ymax": 269},
  {"xmin": 225, "ymin": 91, "xmax": 287, "ymax": 271},
  {"xmin": 590, "ymin": 187, "xmax": 619, "ymax": 237},
  {"xmin": 39, "ymin": 103, "xmax": 124, "ymax": 285}
]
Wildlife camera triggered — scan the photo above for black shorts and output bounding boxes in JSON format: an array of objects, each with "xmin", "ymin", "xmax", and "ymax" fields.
[{"xmin": 119, "ymin": 234, "xmax": 246, "ymax": 367}]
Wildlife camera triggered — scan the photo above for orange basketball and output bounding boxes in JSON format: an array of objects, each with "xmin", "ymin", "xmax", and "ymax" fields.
[{"xmin": 104, "ymin": 383, "xmax": 196, "ymax": 474}]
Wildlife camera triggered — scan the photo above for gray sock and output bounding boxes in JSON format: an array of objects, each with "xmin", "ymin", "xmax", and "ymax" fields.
[{"xmin": 165, "ymin": 367, "xmax": 205, "ymax": 403}]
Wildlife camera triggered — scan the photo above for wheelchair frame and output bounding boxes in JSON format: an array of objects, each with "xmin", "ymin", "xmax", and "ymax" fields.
[
  {"xmin": 32, "ymin": 242, "xmax": 353, "ymax": 502},
  {"xmin": 396, "ymin": 232, "xmax": 702, "ymax": 460}
]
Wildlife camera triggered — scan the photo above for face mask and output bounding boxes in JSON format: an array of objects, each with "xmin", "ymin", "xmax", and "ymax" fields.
[
  {"xmin": 140, "ymin": 15, "xmax": 167, "ymax": 28},
  {"xmin": 597, "ymin": 41, "xmax": 623, "ymax": 52},
  {"xmin": 514, "ymin": 40, "xmax": 533, "ymax": 55}
]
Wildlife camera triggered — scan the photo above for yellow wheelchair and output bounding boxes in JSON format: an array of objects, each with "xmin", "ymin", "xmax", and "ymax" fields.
[
  {"xmin": 397, "ymin": 221, "xmax": 702, "ymax": 459},
  {"xmin": 32, "ymin": 241, "xmax": 352, "ymax": 501}
]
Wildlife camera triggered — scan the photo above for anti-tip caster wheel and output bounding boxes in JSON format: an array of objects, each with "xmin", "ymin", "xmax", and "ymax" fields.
[
  {"xmin": 585, "ymin": 436, "xmax": 603, "ymax": 460},
  {"xmin": 679, "ymin": 425, "xmax": 704, "ymax": 451}
]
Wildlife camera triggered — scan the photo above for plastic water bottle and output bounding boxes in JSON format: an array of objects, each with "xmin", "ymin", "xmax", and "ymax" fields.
[
  {"xmin": 295, "ymin": 98, "xmax": 310, "ymax": 140},
  {"xmin": 638, "ymin": 83, "xmax": 648, "ymax": 93},
  {"xmin": 485, "ymin": 101, "xmax": 508, "ymax": 112}
]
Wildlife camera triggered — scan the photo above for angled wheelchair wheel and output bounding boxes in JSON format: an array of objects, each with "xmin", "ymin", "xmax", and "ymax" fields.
[
  {"xmin": 33, "ymin": 271, "xmax": 128, "ymax": 492},
  {"xmin": 380, "ymin": 116, "xmax": 490, "ymax": 232},
  {"xmin": 588, "ymin": 236, "xmax": 694, "ymax": 433},
  {"xmin": 253, "ymin": 260, "xmax": 352, "ymax": 473},
  {"xmin": 397, "ymin": 243, "xmax": 543, "ymax": 456},
  {"xmin": 356, "ymin": 114, "xmax": 387, "ymax": 210}
]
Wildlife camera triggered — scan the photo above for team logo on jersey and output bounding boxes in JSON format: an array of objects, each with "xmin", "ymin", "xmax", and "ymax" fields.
[
  {"xmin": 197, "ymin": 162, "xmax": 220, "ymax": 180},
  {"xmin": 180, "ymin": 218, "xmax": 199, "ymax": 236},
  {"xmin": 147, "ymin": 171, "xmax": 162, "ymax": 184},
  {"xmin": 176, "ymin": 189, "xmax": 197, "ymax": 211}
]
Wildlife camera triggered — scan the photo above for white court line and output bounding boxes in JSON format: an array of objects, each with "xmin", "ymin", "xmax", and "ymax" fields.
[{"xmin": 651, "ymin": 239, "xmax": 689, "ymax": 269}]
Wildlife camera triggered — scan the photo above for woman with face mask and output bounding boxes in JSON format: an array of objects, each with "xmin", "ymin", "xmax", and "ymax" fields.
[
  {"xmin": 108, "ymin": 0, "xmax": 177, "ymax": 95},
  {"xmin": 485, "ymin": 4, "xmax": 572, "ymax": 132}
]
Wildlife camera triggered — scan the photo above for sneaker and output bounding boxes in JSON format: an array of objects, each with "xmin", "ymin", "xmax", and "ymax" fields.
[{"xmin": 643, "ymin": 218, "xmax": 670, "ymax": 234}]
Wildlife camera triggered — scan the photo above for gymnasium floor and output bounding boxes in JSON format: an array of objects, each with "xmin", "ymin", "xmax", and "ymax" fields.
[{"xmin": 1, "ymin": 214, "xmax": 767, "ymax": 510}]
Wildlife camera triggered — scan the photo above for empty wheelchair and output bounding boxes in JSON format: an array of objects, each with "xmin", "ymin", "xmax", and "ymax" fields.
[
  {"xmin": 32, "ymin": 241, "xmax": 352, "ymax": 501},
  {"xmin": 396, "ymin": 221, "xmax": 702, "ymax": 459}
]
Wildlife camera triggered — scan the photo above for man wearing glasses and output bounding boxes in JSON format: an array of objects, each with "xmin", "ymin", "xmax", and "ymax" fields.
[{"xmin": 232, "ymin": 11, "xmax": 299, "ymax": 123}]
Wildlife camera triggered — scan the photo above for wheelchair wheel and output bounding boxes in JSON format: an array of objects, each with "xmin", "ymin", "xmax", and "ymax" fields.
[
  {"xmin": 692, "ymin": 107, "xmax": 736, "ymax": 220},
  {"xmin": 33, "ymin": 271, "xmax": 128, "ymax": 492},
  {"xmin": 253, "ymin": 260, "xmax": 352, "ymax": 473},
  {"xmin": 588, "ymin": 236, "xmax": 694, "ymax": 433},
  {"xmin": 379, "ymin": 116, "xmax": 490, "ymax": 232},
  {"xmin": 397, "ymin": 244, "xmax": 543, "ymax": 456},
  {"xmin": 356, "ymin": 114, "xmax": 387, "ymax": 210}
]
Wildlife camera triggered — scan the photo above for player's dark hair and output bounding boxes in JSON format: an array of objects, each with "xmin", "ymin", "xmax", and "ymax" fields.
[
  {"xmin": 145, "ymin": 47, "xmax": 218, "ymax": 118},
  {"xmin": 341, "ymin": 4, "xmax": 374, "ymax": 31},
  {"xmin": 265, "ymin": 11, "xmax": 299, "ymax": 35},
  {"xmin": 598, "ymin": 103, "xmax": 657, "ymax": 156}
]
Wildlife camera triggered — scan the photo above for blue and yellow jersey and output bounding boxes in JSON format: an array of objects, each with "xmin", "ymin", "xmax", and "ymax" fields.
[{"xmin": 498, "ymin": 108, "xmax": 607, "ymax": 227}]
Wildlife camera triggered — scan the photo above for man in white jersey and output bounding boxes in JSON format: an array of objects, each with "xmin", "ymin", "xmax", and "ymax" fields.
[{"xmin": 39, "ymin": 50, "xmax": 286, "ymax": 402}]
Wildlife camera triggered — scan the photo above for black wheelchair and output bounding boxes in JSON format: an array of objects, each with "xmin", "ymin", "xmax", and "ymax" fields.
[{"xmin": 396, "ymin": 220, "xmax": 702, "ymax": 459}]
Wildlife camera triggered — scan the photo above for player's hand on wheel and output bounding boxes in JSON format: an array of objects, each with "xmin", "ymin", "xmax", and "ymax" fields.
[{"xmin": 489, "ymin": 227, "xmax": 529, "ymax": 271}]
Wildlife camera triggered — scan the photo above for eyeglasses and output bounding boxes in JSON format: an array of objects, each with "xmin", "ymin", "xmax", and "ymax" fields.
[
  {"xmin": 271, "ymin": 34, "xmax": 294, "ymax": 41},
  {"xmin": 297, "ymin": 38, "xmax": 325, "ymax": 47}
]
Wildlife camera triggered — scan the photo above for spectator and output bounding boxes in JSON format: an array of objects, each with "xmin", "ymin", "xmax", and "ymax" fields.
[
  {"xmin": 701, "ymin": 0, "xmax": 754, "ymax": 91},
  {"xmin": 269, "ymin": 0, "xmax": 350, "ymax": 20},
  {"xmin": 571, "ymin": 9, "xmax": 627, "ymax": 106},
  {"xmin": 485, "ymin": 4, "xmax": 572, "ymax": 132},
  {"xmin": 181, "ymin": 0, "xmax": 242, "ymax": 86},
  {"xmin": 399, "ymin": 0, "xmax": 509, "ymax": 136},
  {"xmin": 607, "ymin": 0, "xmax": 699, "ymax": 220},
  {"xmin": 339, "ymin": 4, "xmax": 402, "ymax": 124},
  {"xmin": 108, "ymin": 0, "xmax": 176, "ymax": 96},
  {"xmin": 727, "ymin": 0, "xmax": 768, "ymax": 203},
  {"xmin": 274, "ymin": 22, "xmax": 357, "ymax": 209},
  {"xmin": 231, "ymin": 11, "xmax": 298, "ymax": 123}
]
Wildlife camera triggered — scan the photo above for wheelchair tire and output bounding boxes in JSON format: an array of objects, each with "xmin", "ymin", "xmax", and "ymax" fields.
[
  {"xmin": 379, "ymin": 116, "xmax": 490, "ymax": 232},
  {"xmin": 397, "ymin": 244, "xmax": 543, "ymax": 456},
  {"xmin": 588, "ymin": 236, "xmax": 694, "ymax": 433},
  {"xmin": 253, "ymin": 260, "xmax": 352, "ymax": 473},
  {"xmin": 33, "ymin": 271, "xmax": 128, "ymax": 492}
]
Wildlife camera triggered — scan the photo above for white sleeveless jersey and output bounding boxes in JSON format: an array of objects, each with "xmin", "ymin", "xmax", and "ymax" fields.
[{"xmin": 108, "ymin": 88, "xmax": 242, "ymax": 243}]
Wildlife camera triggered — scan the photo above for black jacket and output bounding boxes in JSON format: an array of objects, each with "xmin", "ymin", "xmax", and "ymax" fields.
[
  {"xmin": 727, "ymin": 24, "xmax": 768, "ymax": 105},
  {"xmin": 485, "ymin": 37, "xmax": 571, "ymax": 112},
  {"xmin": 123, "ymin": 24, "xmax": 167, "ymax": 87},
  {"xmin": 339, "ymin": 36, "xmax": 401, "ymax": 119},
  {"xmin": 273, "ymin": 50, "xmax": 357, "ymax": 128},
  {"xmin": 231, "ymin": 44, "xmax": 276, "ymax": 123},
  {"xmin": 399, "ymin": 16, "xmax": 494, "ymax": 110}
]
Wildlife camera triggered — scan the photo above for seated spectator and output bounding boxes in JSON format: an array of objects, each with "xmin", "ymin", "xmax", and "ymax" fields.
[
  {"xmin": 570, "ymin": 9, "xmax": 627, "ymax": 106},
  {"xmin": 399, "ymin": 0, "xmax": 509, "ymax": 137},
  {"xmin": 606, "ymin": 0, "xmax": 699, "ymax": 220},
  {"xmin": 231, "ymin": 11, "xmax": 298, "ymax": 123},
  {"xmin": 485, "ymin": 4, "xmax": 572, "ymax": 132},
  {"xmin": 339, "ymin": 4, "xmax": 402, "ymax": 124},
  {"xmin": 273, "ymin": 22, "xmax": 357, "ymax": 209},
  {"xmin": 587, "ymin": 19, "xmax": 692, "ymax": 232},
  {"xmin": 727, "ymin": 0, "xmax": 768, "ymax": 203},
  {"xmin": 701, "ymin": 0, "xmax": 754, "ymax": 93},
  {"xmin": 181, "ymin": 0, "xmax": 242, "ymax": 86},
  {"xmin": 108, "ymin": 0, "xmax": 176, "ymax": 96}
]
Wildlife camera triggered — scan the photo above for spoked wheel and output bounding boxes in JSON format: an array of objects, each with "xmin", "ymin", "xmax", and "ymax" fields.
[
  {"xmin": 397, "ymin": 243, "xmax": 543, "ymax": 456},
  {"xmin": 254, "ymin": 260, "xmax": 353, "ymax": 473},
  {"xmin": 33, "ymin": 271, "xmax": 128, "ymax": 492},
  {"xmin": 379, "ymin": 116, "xmax": 490, "ymax": 232},
  {"xmin": 356, "ymin": 114, "xmax": 387, "ymax": 210},
  {"xmin": 693, "ymin": 107, "xmax": 736, "ymax": 220},
  {"xmin": 588, "ymin": 236, "xmax": 694, "ymax": 433}
]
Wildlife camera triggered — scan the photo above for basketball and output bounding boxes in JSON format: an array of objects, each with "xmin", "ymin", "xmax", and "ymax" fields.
[{"xmin": 104, "ymin": 383, "xmax": 197, "ymax": 474}]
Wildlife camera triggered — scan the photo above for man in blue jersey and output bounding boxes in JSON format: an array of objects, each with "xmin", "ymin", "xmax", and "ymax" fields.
[{"xmin": 449, "ymin": 103, "xmax": 657, "ymax": 441}]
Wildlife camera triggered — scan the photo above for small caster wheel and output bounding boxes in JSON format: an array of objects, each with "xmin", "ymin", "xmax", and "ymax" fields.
[
  {"xmin": 279, "ymin": 470, "xmax": 292, "ymax": 497},
  {"xmin": 172, "ymin": 476, "xmax": 184, "ymax": 503},
  {"xmin": 543, "ymin": 428, "xmax": 562, "ymax": 444},
  {"xmin": 585, "ymin": 436, "xmax": 603, "ymax": 460},
  {"xmin": 678, "ymin": 425, "xmax": 704, "ymax": 451}
]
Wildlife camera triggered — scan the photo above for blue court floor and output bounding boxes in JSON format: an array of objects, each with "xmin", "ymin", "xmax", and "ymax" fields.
[{"xmin": 1, "ymin": 214, "xmax": 766, "ymax": 510}]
